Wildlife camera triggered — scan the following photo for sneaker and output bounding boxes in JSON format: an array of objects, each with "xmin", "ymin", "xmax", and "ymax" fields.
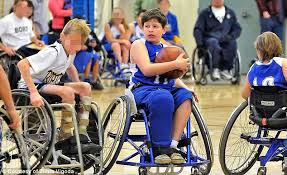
[
  {"xmin": 220, "ymin": 70, "xmax": 232, "ymax": 80},
  {"xmin": 212, "ymin": 68, "xmax": 221, "ymax": 80},
  {"xmin": 154, "ymin": 154, "xmax": 171, "ymax": 165},
  {"xmin": 170, "ymin": 153, "xmax": 185, "ymax": 164},
  {"xmin": 91, "ymin": 80, "xmax": 104, "ymax": 90}
]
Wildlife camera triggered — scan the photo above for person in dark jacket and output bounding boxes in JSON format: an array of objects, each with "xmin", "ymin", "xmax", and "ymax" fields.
[
  {"xmin": 193, "ymin": 0, "xmax": 241, "ymax": 80},
  {"xmin": 255, "ymin": 0, "xmax": 285, "ymax": 42}
]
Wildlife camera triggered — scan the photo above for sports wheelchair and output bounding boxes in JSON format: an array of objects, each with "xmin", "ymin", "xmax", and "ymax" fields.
[
  {"xmin": 219, "ymin": 86, "xmax": 287, "ymax": 175},
  {"xmin": 101, "ymin": 89, "xmax": 213, "ymax": 175},
  {"xmin": 0, "ymin": 52, "xmax": 103, "ymax": 174},
  {"xmin": 191, "ymin": 47, "xmax": 241, "ymax": 85},
  {"xmin": 99, "ymin": 47, "xmax": 131, "ymax": 86}
]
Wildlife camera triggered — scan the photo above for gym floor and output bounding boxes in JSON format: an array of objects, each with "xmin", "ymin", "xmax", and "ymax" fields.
[{"xmin": 87, "ymin": 77, "xmax": 283, "ymax": 175}]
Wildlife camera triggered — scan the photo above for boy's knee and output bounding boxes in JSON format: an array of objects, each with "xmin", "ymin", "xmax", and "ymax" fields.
[
  {"xmin": 78, "ymin": 82, "xmax": 92, "ymax": 96},
  {"xmin": 149, "ymin": 90, "xmax": 174, "ymax": 109},
  {"xmin": 60, "ymin": 86, "xmax": 75, "ymax": 102}
]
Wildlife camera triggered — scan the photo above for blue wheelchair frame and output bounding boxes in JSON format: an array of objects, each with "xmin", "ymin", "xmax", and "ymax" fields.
[
  {"xmin": 99, "ymin": 47, "xmax": 131, "ymax": 85},
  {"xmin": 116, "ymin": 108, "xmax": 209, "ymax": 168}
]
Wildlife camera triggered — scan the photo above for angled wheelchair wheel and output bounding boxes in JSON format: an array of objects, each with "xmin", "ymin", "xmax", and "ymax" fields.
[
  {"xmin": 189, "ymin": 102, "xmax": 213, "ymax": 174},
  {"xmin": 11, "ymin": 89, "xmax": 56, "ymax": 171},
  {"xmin": 0, "ymin": 111, "xmax": 31, "ymax": 173},
  {"xmin": 219, "ymin": 101, "xmax": 265, "ymax": 175},
  {"xmin": 102, "ymin": 95, "xmax": 131, "ymax": 174},
  {"xmin": 231, "ymin": 50, "xmax": 241, "ymax": 85},
  {"xmin": 192, "ymin": 48, "xmax": 206, "ymax": 84},
  {"xmin": 0, "ymin": 52, "xmax": 23, "ymax": 89}
]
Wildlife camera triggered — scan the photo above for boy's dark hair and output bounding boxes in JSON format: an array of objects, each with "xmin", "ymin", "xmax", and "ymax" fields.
[{"xmin": 141, "ymin": 8, "xmax": 167, "ymax": 28}]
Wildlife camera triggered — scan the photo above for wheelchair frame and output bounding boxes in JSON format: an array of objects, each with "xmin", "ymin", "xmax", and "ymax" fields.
[
  {"xmin": 219, "ymin": 100, "xmax": 287, "ymax": 175},
  {"xmin": 12, "ymin": 89, "xmax": 103, "ymax": 175},
  {"xmin": 102, "ymin": 92, "xmax": 213, "ymax": 175},
  {"xmin": 191, "ymin": 47, "xmax": 241, "ymax": 85}
]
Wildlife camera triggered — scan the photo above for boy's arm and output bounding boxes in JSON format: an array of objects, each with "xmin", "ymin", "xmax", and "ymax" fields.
[
  {"xmin": 17, "ymin": 59, "xmax": 44, "ymax": 107},
  {"xmin": 0, "ymin": 66, "xmax": 20, "ymax": 129},
  {"xmin": 66, "ymin": 64, "xmax": 81, "ymax": 82},
  {"xmin": 241, "ymin": 80, "xmax": 251, "ymax": 100},
  {"xmin": 131, "ymin": 40, "xmax": 189, "ymax": 77},
  {"xmin": 175, "ymin": 78, "xmax": 198, "ymax": 102}
]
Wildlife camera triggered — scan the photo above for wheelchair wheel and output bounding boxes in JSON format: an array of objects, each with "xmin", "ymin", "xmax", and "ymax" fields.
[
  {"xmin": 219, "ymin": 101, "xmax": 265, "ymax": 175},
  {"xmin": 0, "ymin": 53, "xmax": 23, "ymax": 89},
  {"xmin": 192, "ymin": 48, "xmax": 206, "ymax": 84},
  {"xmin": 11, "ymin": 89, "xmax": 56, "ymax": 171},
  {"xmin": 102, "ymin": 95, "xmax": 131, "ymax": 174},
  {"xmin": 190, "ymin": 102, "xmax": 213, "ymax": 174},
  {"xmin": 0, "ymin": 112, "xmax": 31, "ymax": 173},
  {"xmin": 231, "ymin": 50, "xmax": 241, "ymax": 85}
]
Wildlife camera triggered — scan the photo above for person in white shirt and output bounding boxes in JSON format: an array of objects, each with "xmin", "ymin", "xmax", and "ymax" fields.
[
  {"xmin": 0, "ymin": 0, "xmax": 44, "ymax": 57},
  {"xmin": 17, "ymin": 18, "xmax": 100, "ymax": 154},
  {"xmin": 193, "ymin": 0, "xmax": 241, "ymax": 80}
]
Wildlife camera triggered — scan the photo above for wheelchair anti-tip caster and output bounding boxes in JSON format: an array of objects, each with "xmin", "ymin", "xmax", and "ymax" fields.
[
  {"xmin": 257, "ymin": 166, "xmax": 267, "ymax": 175},
  {"xmin": 138, "ymin": 167, "xmax": 148, "ymax": 175},
  {"xmin": 191, "ymin": 167, "xmax": 200, "ymax": 175}
]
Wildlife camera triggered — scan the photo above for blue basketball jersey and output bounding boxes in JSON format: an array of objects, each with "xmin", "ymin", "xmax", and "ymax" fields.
[
  {"xmin": 129, "ymin": 39, "xmax": 175, "ymax": 88},
  {"xmin": 248, "ymin": 57, "xmax": 287, "ymax": 88}
]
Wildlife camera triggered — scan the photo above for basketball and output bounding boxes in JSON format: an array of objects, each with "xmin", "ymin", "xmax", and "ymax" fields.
[{"xmin": 155, "ymin": 46, "xmax": 188, "ymax": 79}]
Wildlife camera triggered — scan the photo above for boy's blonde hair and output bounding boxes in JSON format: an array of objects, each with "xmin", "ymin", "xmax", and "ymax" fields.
[
  {"xmin": 62, "ymin": 18, "xmax": 91, "ymax": 42},
  {"xmin": 254, "ymin": 32, "xmax": 283, "ymax": 62}
]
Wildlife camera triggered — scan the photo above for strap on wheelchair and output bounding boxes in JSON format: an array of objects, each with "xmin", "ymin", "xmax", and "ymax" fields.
[
  {"xmin": 250, "ymin": 105, "xmax": 287, "ymax": 128},
  {"xmin": 177, "ymin": 138, "xmax": 191, "ymax": 148}
]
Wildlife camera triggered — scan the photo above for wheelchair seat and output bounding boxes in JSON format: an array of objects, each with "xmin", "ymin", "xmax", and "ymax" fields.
[{"xmin": 249, "ymin": 86, "xmax": 287, "ymax": 129}]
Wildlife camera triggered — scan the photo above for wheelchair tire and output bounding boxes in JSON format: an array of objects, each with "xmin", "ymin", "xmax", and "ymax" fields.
[
  {"xmin": 0, "ymin": 114, "xmax": 31, "ymax": 173},
  {"xmin": 11, "ymin": 89, "xmax": 56, "ymax": 171},
  {"xmin": 102, "ymin": 95, "xmax": 131, "ymax": 174},
  {"xmin": 231, "ymin": 50, "xmax": 241, "ymax": 85},
  {"xmin": 190, "ymin": 102, "xmax": 213, "ymax": 174},
  {"xmin": 192, "ymin": 48, "xmax": 206, "ymax": 84},
  {"xmin": 219, "ymin": 101, "xmax": 265, "ymax": 175}
]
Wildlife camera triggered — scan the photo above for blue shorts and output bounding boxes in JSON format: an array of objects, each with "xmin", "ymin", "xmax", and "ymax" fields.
[
  {"xmin": 133, "ymin": 85, "xmax": 193, "ymax": 146},
  {"xmin": 74, "ymin": 50, "xmax": 100, "ymax": 73}
]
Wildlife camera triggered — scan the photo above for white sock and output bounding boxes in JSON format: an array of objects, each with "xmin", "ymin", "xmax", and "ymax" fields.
[{"xmin": 170, "ymin": 140, "xmax": 179, "ymax": 149}]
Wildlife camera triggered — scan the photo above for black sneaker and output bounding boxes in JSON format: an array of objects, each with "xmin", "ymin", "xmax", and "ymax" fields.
[
  {"xmin": 55, "ymin": 135, "xmax": 102, "ymax": 155},
  {"xmin": 90, "ymin": 80, "xmax": 104, "ymax": 90}
]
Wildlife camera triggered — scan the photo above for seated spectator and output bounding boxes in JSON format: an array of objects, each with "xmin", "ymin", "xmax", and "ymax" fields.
[
  {"xmin": 129, "ymin": 9, "xmax": 146, "ymax": 43},
  {"xmin": 73, "ymin": 16, "xmax": 104, "ymax": 90},
  {"xmin": 102, "ymin": 7, "xmax": 131, "ymax": 68},
  {"xmin": 193, "ymin": 0, "xmax": 241, "ymax": 80},
  {"xmin": 158, "ymin": 0, "xmax": 182, "ymax": 46},
  {"xmin": 0, "ymin": 0, "xmax": 44, "ymax": 57}
]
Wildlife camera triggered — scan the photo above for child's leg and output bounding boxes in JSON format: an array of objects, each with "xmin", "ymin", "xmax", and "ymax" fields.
[
  {"xmin": 172, "ymin": 100, "xmax": 191, "ymax": 141},
  {"xmin": 111, "ymin": 42, "xmax": 123, "ymax": 64},
  {"xmin": 40, "ymin": 85, "xmax": 76, "ymax": 139},
  {"xmin": 64, "ymin": 82, "xmax": 92, "ymax": 135},
  {"xmin": 121, "ymin": 44, "xmax": 130, "ymax": 64},
  {"xmin": 84, "ymin": 60, "xmax": 92, "ymax": 80},
  {"xmin": 171, "ymin": 88, "xmax": 193, "ymax": 145},
  {"xmin": 134, "ymin": 87, "xmax": 174, "ymax": 147}
]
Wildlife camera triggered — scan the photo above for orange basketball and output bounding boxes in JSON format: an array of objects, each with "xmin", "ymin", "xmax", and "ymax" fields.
[{"xmin": 155, "ymin": 46, "xmax": 188, "ymax": 79}]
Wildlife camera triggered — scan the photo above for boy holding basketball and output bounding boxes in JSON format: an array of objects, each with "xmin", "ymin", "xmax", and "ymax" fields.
[
  {"xmin": 129, "ymin": 8, "xmax": 196, "ymax": 164},
  {"xmin": 242, "ymin": 32, "xmax": 287, "ymax": 99}
]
